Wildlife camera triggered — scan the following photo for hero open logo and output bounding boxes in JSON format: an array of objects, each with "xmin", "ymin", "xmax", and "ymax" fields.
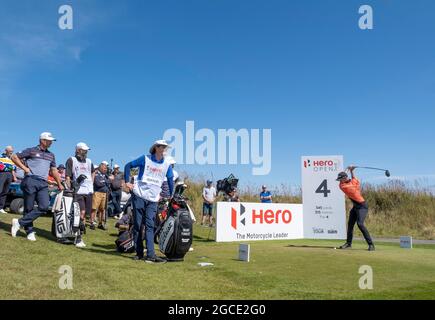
[
  {"xmin": 304, "ymin": 159, "xmax": 339, "ymax": 172},
  {"xmin": 231, "ymin": 204, "xmax": 292, "ymax": 230}
]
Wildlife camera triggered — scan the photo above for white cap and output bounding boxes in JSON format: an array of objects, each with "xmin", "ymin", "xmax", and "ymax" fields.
[
  {"xmin": 40, "ymin": 132, "xmax": 56, "ymax": 141},
  {"xmin": 114, "ymin": 164, "xmax": 120, "ymax": 169},
  {"xmin": 149, "ymin": 139, "xmax": 170, "ymax": 154},
  {"xmin": 101, "ymin": 161, "xmax": 109, "ymax": 166},
  {"xmin": 76, "ymin": 142, "xmax": 91, "ymax": 151}
]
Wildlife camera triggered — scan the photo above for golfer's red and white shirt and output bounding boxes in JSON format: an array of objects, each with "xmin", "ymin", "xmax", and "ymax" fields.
[{"xmin": 339, "ymin": 178, "xmax": 365, "ymax": 204}]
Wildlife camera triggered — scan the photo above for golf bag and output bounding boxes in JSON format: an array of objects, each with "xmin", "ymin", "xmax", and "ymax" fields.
[
  {"xmin": 115, "ymin": 229, "xmax": 135, "ymax": 253},
  {"xmin": 216, "ymin": 173, "xmax": 239, "ymax": 196},
  {"xmin": 51, "ymin": 190, "xmax": 81, "ymax": 244},
  {"xmin": 154, "ymin": 182, "xmax": 193, "ymax": 262},
  {"xmin": 51, "ymin": 174, "xmax": 86, "ymax": 244}
]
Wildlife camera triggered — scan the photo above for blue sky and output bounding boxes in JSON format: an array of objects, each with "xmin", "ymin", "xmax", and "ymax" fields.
[{"xmin": 1, "ymin": 0, "xmax": 434, "ymax": 191}]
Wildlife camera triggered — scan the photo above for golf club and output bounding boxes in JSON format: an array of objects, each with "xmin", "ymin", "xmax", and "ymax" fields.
[{"xmin": 354, "ymin": 166, "xmax": 391, "ymax": 177}]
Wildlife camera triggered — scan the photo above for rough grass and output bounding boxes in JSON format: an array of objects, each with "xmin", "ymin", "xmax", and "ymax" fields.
[{"xmin": 0, "ymin": 212, "xmax": 434, "ymax": 300}]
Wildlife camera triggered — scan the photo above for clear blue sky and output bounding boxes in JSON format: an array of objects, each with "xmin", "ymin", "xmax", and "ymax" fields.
[{"xmin": 1, "ymin": 0, "xmax": 434, "ymax": 191}]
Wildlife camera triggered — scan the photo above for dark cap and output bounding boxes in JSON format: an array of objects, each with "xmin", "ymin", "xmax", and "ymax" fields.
[
  {"xmin": 57, "ymin": 164, "xmax": 66, "ymax": 170},
  {"xmin": 336, "ymin": 171, "xmax": 348, "ymax": 181}
]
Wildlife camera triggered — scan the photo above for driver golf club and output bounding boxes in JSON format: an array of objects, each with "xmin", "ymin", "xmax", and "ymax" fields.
[{"xmin": 354, "ymin": 166, "xmax": 391, "ymax": 177}]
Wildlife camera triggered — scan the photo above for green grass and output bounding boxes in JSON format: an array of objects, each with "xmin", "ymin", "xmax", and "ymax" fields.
[{"xmin": 1, "ymin": 212, "xmax": 435, "ymax": 300}]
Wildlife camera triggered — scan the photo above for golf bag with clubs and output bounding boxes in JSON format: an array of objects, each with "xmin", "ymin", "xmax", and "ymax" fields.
[
  {"xmin": 216, "ymin": 173, "xmax": 239, "ymax": 196},
  {"xmin": 154, "ymin": 181, "xmax": 193, "ymax": 262},
  {"xmin": 51, "ymin": 174, "xmax": 87, "ymax": 244}
]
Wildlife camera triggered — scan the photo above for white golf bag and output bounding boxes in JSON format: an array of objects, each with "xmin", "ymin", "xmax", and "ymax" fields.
[{"xmin": 51, "ymin": 190, "xmax": 81, "ymax": 244}]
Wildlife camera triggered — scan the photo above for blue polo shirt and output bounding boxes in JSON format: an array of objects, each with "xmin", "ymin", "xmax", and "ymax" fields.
[
  {"xmin": 16, "ymin": 146, "xmax": 56, "ymax": 180},
  {"xmin": 260, "ymin": 191, "xmax": 272, "ymax": 203}
]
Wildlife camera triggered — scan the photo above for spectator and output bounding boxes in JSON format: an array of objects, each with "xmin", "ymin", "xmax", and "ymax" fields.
[
  {"xmin": 57, "ymin": 164, "xmax": 66, "ymax": 182},
  {"xmin": 91, "ymin": 161, "xmax": 110, "ymax": 230},
  {"xmin": 11, "ymin": 132, "xmax": 64, "ymax": 241},
  {"xmin": 223, "ymin": 187, "xmax": 240, "ymax": 202},
  {"xmin": 47, "ymin": 174, "xmax": 58, "ymax": 191},
  {"xmin": 124, "ymin": 139, "xmax": 174, "ymax": 263},
  {"xmin": 260, "ymin": 185, "xmax": 272, "ymax": 203},
  {"xmin": 201, "ymin": 180, "xmax": 216, "ymax": 227},
  {"xmin": 0, "ymin": 146, "xmax": 17, "ymax": 214},
  {"xmin": 109, "ymin": 164, "xmax": 124, "ymax": 219},
  {"xmin": 65, "ymin": 142, "xmax": 95, "ymax": 247}
]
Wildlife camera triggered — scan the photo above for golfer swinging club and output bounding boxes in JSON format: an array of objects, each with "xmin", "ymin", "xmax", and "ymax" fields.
[
  {"xmin": 336, "ymin": 166, "xmax": 375, "ymax": 251},
  {"xmin": 124, "ymin": 139, "xmax": 174, "ymax": 263}
]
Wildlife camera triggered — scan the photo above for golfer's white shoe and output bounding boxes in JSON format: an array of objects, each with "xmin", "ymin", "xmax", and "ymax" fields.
[
  {"xmin": 27, "ymin": 232, "xmax": 36, "ymax": 242},
  {"xmin": 75, "ymin": 240, "xmax": 86, "ymax": 248},
  {"xmin": 0, "ymin": 209, "xmax": 7, "ymax": 214},
  {"xmin": 11, "ymin": 218, "xmax": 20, "ymax": 237}
]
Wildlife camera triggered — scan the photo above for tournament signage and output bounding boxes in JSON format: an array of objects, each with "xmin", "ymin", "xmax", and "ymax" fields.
[
  {"xmin": 301, "ymin": 155, "xmax": 346, "ymax": 239},
  {"xmin": 216, "ymin": 202, "xmax": 303, "ymax": 242}
]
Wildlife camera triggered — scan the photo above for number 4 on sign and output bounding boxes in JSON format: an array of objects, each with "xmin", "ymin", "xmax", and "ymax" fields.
[{"xmin": 316, "ymin": 179, "xmax": 331, "ymax": 197}]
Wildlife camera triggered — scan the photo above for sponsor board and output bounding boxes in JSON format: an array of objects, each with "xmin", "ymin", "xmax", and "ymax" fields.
[
  {"xmin": 302, "ymin": 155, "xmax": 346, "ymax": 239},
  {"xmin": 216, "ymin": 202, "xmax": 303, "ymax": 242},
  {"xmin": 400, "ymin": 236, "xmax": 413, "ymax": 249}
]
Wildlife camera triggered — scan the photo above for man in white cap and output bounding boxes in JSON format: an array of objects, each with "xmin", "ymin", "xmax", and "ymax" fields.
[
  {"xmin": 124, "ymin": 139, "xmax": 174, "ymax": 263},
  {"xmin": 11, "ymin": 132, "xmax": 64, "ymax": 241},
  {"xmin": 109, "ymin": 164, "xmax": 124, "ymax": 219},
  {"xmin": 65, "ymin": 142, "xmax": 95, "ymax": 247}
]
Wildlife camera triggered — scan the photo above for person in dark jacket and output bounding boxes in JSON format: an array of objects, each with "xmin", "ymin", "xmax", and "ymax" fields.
[
  {"xmin": 91, "ymin": 161, "xmax": 110, "ymax": 230},
  {"xmin": 109, "ymin": 164, "xmax": 124, "ymax": 219},
  {"xmin": 0, "ymin": 146, "xmax": 17, "ymax": 214}
]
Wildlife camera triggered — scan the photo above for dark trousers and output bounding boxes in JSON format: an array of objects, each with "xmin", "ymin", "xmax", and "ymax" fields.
[
  {"xmin": 18, "ymin": 176, "xmax": 49, "ymax": 234},
  {"xmin": 0, "ymin": 172, "xmax": 12, "ymax": 209},
  {"xmin": 111, "ymin": 189, "xmax": 122, "ymax": 215},
  {"xmin": 347, "ymin": 202, "xmax": 373, "ymax": 245},
  {"xmin": 131, "ymin": 194, "xmax": 158, "ymax": 258}
]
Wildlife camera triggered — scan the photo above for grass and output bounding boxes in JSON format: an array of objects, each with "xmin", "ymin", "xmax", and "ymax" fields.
[{"xmin": 1, "ymin": 212, "xmax": 435, "ymax": 300}]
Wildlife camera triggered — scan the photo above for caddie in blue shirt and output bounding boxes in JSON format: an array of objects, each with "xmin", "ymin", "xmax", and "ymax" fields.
[{"xmin": 124, "ymin": 139, "xmax": 174, "ymax": 263}]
